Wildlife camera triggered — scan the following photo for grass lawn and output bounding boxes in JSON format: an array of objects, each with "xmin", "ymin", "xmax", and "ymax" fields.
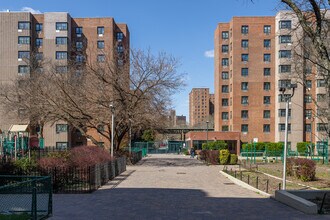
[
  {"xmin": 0, "ymin": 214, "xmax": 30, "ymax": 220},
  {"xmin": 257, "ymin": 162, "xmax": 330, "ymax": 190}
]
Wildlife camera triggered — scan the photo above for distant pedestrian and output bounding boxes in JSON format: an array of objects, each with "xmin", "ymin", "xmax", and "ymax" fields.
[{"xmin": 190, "ymin": 147, "xmax": 195, "ymax": 158}]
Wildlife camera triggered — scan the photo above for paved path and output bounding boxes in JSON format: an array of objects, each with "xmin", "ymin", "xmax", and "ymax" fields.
[{"xmin": 50, "ymin": 154, "xmax": 327, "ymax": 220}]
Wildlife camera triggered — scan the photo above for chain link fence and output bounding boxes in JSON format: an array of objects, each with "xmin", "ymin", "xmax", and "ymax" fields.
[{"xmin": 0, "ymin": 175, "xmax": 52, "ymax": 220}]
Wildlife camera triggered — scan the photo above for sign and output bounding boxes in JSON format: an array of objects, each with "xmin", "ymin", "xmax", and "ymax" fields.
[{"xmin": 253, "ymin": 138, "xmax": 258, "ymax": 143}]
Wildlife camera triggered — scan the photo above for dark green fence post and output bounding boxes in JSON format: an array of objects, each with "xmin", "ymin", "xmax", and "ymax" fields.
[
  {"xmin": 31, "ymin": 180, "xmax": 37, "ymax": 220},
  {"xmin": 256, "ymin": 176, "xmax": 259, "ymax": 189},
  {"xmin": 48, "ymin": 176, "xmax": 53, "ymax": 216},
  {"xmin": 266, "ymin": 179, "xmax": 269, "ymax": 193}
]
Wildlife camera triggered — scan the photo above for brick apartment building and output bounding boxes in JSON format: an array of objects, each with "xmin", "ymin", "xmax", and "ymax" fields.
[
  {"xmin": 0, "ymin": 11, "xmax": 129, "ymax": 149},
  {"xmin": 189, "ymin": 88, "xmax": 214, "ymax": 128},
  {"xmin": 214, "ymin": 12, "xmax": 328, "ymax": 150}
]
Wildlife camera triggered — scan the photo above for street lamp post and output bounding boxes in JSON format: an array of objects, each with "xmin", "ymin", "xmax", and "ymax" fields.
[
  {"xmin": 110, "ymin": 104, "xmax": 115, "ymax": 158},
  {"xmin": 206, "ymin": 121, "xmax": 209, "ymax": 144},
  {"xmin": 280, "ymin": 83, "xmax": 297, "ymax": 190},
  {"xmin": 129, "ymin": 119, "xmax": 133, "ymax": 157}
]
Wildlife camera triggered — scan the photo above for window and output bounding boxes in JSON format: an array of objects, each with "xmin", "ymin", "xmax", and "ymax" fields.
[
  {"xmin": 264, "ymin": 96, "xmax": 271, "ymax": 104},
  {"xmin": 76, "ymin": 41, "xmax": 83, "ymax": 50},
  {"xmin": 317, "ymin": 123, "xmax": 327, "ymax": 132},
  {"xmin": 305, "ymin": 124, "xmax": 311, "ymax": 132},
  {"xmin": 241, "ymin": 54, "xmax": 249, "ymax": 62},
  {"xmin": 222, "ymin": 112, "xmax": 229, "ymax": 120},
  {"xmin": 56, "ymin": 22, "xmax": 68, "ymax": 30},
  {"xmin": 115, "ymin": 44, "xmax": 123, "ymax": 53},
  {"xmin": 279, "ymin": 20, "xmax": 292, "ymax": 29},
  {"xmin": 279, "ymin": 35, "xmax": 291, "ymax": 44},
  {"xmin": 263, "ymin": 124, "xmax": 270, "ymax": 133},
  {"xmin": 222, "ymin": 85, "xmax": 229, "ymax": 93},
  {"xmin": 35, "ymin": 52, "xmax": 43, "ymax": 60},
  {"xmin": 18, "ymin": 51, "xmax": 30, "ymax": 59},
  {"xmin": 222, "ymin": 98, "xmax": 229, "ymax": 106},
  {"xmin": 317, "ymin": 94, "xmax": 325, "ymax": 102},
  {"xmin": 97, "ymin": 41, "xmax": 105, "ymax": 49},
  {"xmin": 305, "ymin": 109, "xmax": 312, "ymax": 119},
  {"xmin": 97, "ymin": 54, "xmax": 105, "ymax": 62},
  {"xmin": 56, "ymin": 124, "xmax": 68, "ymax": 133},
  {"xmin": 222, "ymin": 45, "xmax": 229, "ymax": 53},
  {"xmin": 241, "ymin": 82, "xmax": 248, "ymax": 91},
  {"xmin": 241, "ymin": 124, "xmax": 248, "ymax": 132},
  {"xmin": 317, "ymin": 79, "xmax": 325, "ymax": 87},
  {"xmin": 76, "ymin": 27, "xmax": 83, "ymax": 35},
  {"xmin": 278, "ymin": 79, "xmax": 291, "ymax": 89},
  {"xmin": 279, "ymin": 123, "xmax": 291, "ymax": 132},
  {"xmin": 76, "ymin": 55, "xmax": 84, "ymax": 63},
  {"xmin": 56, "ymin": 51, "xmax": 67, "ymax": 60},
  {"xmin": 264, "ymin": 54, "xmax": 271, "ymax": 62},
  {"xmin": 264, "ymin": 25, "xmax": 271, "ymax": 34},
  {"xmin": 56, "ymin": 66, "xmax": 68, "ymax": 73},
  {"xmin": 18, "ymin": 21, "xmax": 30, "ymax": 30},
  {"xmin": 241, "ymin": 110, "xmax": 248, "ymax": 119},
  {"xmin": 264, "ymin": 68, "xmax": 271, "ymax": 76},
  {"xmin": 35, "ymin": 38, "xmax": 43, "ymax": 47},
  {"xmin": 241, "ymin": 25, "xmax": 249, "ymax": 34},
  {"xmin": 222, "ymin": 72, "xmax": 229, "ymax": 79},
  {"xmin": 222, "ymin": 31, "xmax": 229, "ymax": 39},
  {"xmin": 264, "ymin": 82, "xmax": 271, "ymax": 91},
  {"xmin": 97, "ymin": 26, "xmax": 104, "ymax": 35},
  {"xmin": 241, "ymin": 40, "xmax": 248, "ymax": 48},
  {"xmin": 264, "ymin": 39, "xmax": 271, "ymax": 48},
  {"xmin": 222, "ymin": 126, "xmax": 229, "ymax": 132},
  {"xmin": 56, "ymin": 142, "xmax": 68, "ymax": 150},
  {"xmin": 279, "ymin": 94, "xmax": 292, "ymax": 102},
  {"xmin": 304, "ymin": 95, "xmax": 312, "ymax": 103},
  {"xmin": 279, "ymin": 109, "xmax": 291, "ymax": 117},
  {"xmin": 305, "ymin": 80, "xmax": 312, "ymax": 88},
  {"xmin": 263, "ymin": 110, "xmax": 270, "ymax": 119},
  {"xmin": 35, "ymin": 23, "xmax": 43, "ymax": 32},
  {"xmin": 222, "ymin": 58, "xmax": 229, "ymax": 66},
  {"xmin": 18, "ymin": 36, "xmax": 30, "ymax": 44},
  {"xmin": 241, "ymin": 68, "xmax": 248, "ymax": 77},
  {"xmin": 241, "ymin": 96, "xmax": 248, "ymax": 105},
  {"xmin": 279, "ymin": 50, "xmax": 292, "ymax": 58},
  {"xmin": 116, "ymin": 32, "xmax": 124, "ymax": 41},
  {"xmin": 56, "ymin": 37, "xmax": 67, "ymax": 45},
  {"xmin": 18, "ymin": 65, "xmax": 29, "ymax": 74},
  {"xmin": 279, "ymin": 65, "xmax": 291, "ymax": 73}
]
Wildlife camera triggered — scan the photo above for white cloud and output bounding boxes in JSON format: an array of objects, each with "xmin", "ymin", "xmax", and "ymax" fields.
[
  {"xmin": 21, "ymin": 7, "xmax": 41, "ymax": 14},
  {"xmin": 204, "ymin": 50, "xmax": 214, "ymax": 58}
]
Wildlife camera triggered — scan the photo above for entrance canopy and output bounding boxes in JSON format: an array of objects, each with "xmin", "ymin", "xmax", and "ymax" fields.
[{"xmin": 9, "ymin": 124, "xmax": 29, "ymax": 132}]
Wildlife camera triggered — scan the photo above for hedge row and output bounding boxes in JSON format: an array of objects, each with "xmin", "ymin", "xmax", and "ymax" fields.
[
  {"xmin": 199, "ymin": 149, "xmax": 237, "ymax": 165},
  {"xmin": 242, "ymin": 142, "xmax": 283, "ymax": 152}
]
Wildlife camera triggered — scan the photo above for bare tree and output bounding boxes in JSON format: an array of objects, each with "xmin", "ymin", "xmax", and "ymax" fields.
[
  {"xmin": 0, "ymin": 48, "xmax": 185, "ymax": 151},
  {"xmin": 278, "ymin": 0, "xmax": 330, "ymax": 141}
]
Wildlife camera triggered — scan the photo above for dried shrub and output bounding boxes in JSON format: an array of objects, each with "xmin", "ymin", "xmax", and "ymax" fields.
[
  {"xmin": 286, "ymin": 157, "xmax": 295, "ymax": 176},
  {"xmin": 38, "ymin": 157, "xmax": 68, "ymax": 169},
  {"xmin": 294, "ymin": 158, "xmax": 316, "ymax": 181},
  {"xmin": 199, "ymin": 150, "xmax": 219, "ymax": 165},
  {"xmin": 69, "ymin": 145, "xmax": 112, "ymax": 168}
]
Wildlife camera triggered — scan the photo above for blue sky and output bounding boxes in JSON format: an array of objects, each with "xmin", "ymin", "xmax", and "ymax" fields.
[{"xmin": 1, "ymin": 0, "xmax": 282, "ymax": 119}]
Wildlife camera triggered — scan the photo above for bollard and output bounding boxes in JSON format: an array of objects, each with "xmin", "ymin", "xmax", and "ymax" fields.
[{"xmin": 266, "ymin": 179, "xmax": 269, "ymax": 193}]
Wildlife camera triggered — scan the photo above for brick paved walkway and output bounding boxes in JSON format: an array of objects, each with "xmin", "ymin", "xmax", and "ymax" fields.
[{"xmin": 50, "ymin": 154, "xmax": 327, "ymax": 220}]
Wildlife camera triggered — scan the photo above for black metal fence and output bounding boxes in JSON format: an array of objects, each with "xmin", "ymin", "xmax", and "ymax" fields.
[
  {"xmin": 0, "ymin": 175, "xmax": 52, "ymax": 220},
  {"xmin": 0, "ymin": 157, "xmax": 126, "ymax": 194},
  {"xmin": 223, "ymin": 167, "xmax": 282, "ymax": 195}
]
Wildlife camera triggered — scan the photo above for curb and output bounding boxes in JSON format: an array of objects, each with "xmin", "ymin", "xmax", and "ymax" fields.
[{"xmin": 219, "ymin": 170, "xmax": 271, "ymax": 198}]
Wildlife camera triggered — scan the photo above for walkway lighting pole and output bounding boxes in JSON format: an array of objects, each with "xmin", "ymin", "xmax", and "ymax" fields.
[
  {"xmin": 206, "ymin": 121, "xmax": 209, "ymax": 144},
  {"xmin": 110, "ymin": 104, "xmax": 115, "ymax": 157},
  {"xmin": 280, "ymin": 83, "xmax": 297, "ymax": 190}
]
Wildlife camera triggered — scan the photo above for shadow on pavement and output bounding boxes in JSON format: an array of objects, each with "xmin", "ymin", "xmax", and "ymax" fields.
[
  {"xmin": 137, "ymin": 157, "xmax": 204, "ymax": 167},
  {"xmin": 51, "ymin": 187, "xmax": 326, "ymax": 220}
]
